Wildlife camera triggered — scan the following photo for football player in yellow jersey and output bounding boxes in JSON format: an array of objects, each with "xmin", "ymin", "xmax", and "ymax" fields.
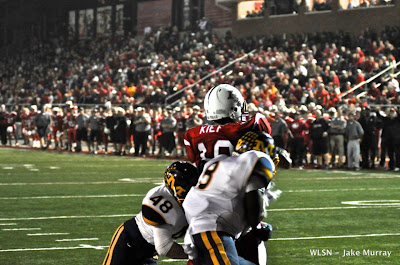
[
  {"xmin": 103, "ymin": 161, "xmax": 198, "ymax": 265},
  {"xmin": 183, "ymin": 131, "xmax": 279, "ymax": 265}
]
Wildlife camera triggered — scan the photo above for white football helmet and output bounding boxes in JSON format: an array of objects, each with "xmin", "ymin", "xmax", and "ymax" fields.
[{"xmin": 204, "ymin": 84, "xmax": 246, "ymax": 121}]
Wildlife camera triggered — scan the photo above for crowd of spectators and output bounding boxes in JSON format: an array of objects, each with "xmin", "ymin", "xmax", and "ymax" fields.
[
  {"xmin": 245, "ymin": 3, "xmax": 265, "ymax": 18},
  {"xmin": 265, "ymin": 0, "xmax": 394, "ymax": 15},
  {"xmin": 0, "ymin": 20, "xmax": 400, "ymax": 169},
  {"xmin": 345, "ymin": 0, "xmax": 394, "ymax": 9}
]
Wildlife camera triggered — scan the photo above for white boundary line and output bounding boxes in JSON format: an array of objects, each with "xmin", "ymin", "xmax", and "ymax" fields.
[
  {"xmin": 270, "ymin": 233, "xmax": 400, "ymax": 241},
  {"xmin": 0, "ymin": 223, "xmax": 17, "ymax": 226},
  {"xmin": 0, "ymin": 194, "xmax": 145, "ymax": 200}
]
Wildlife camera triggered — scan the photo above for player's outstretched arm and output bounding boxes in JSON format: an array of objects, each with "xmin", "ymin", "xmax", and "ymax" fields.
[{"xmin": 245, "ymin": 189, "xmax": 265, "ymax": 228}]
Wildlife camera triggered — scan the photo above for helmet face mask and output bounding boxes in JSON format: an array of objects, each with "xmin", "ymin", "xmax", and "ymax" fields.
[
  {"xmin": 204, "ymin": 84, "xmax": 246, "ymax": 122},
  {"xmin": 164, "ymin": 161, "xmax": 198, "ymax": 204}
]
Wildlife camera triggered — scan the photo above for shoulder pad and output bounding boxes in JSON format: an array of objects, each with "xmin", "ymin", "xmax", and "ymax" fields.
[
  {"xmin": 254, "ymin": 156, "xmax": 275, "ymax": 182},
  {"xmin": 142, "ymin": 204, "xmax": 167, "ymax": 226}
]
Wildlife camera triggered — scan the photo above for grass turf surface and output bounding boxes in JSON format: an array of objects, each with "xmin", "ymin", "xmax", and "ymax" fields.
[{"xmin": 0, "ymin": 148, "xmax": 399, "ymax": 264}]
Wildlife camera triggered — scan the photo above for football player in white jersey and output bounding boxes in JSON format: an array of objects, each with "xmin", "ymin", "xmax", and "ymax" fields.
[
  {"xmin": 102, "ymin": 161, "xmax": 198, "ymax": 265},
  {"xmin": 183, "ymin": 131, "xmax": 279, "ymax": 265}
]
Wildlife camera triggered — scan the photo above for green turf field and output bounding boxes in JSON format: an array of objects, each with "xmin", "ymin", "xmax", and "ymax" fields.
[{"xmin": 0, "ymin": 148, "xmax": 399, "ymax": 265}]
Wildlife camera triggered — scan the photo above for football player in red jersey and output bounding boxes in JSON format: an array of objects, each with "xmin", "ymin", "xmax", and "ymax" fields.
[
  {"xmin": 300, "ymin": 105, "xmax": 315, "ymax": 164},
  {"xmin": 64, "ymin": 106, "xmax": 77, "ymax": 151},
  {"xmin": 183, "ymin": 84, "xmax": 282, "ymax": 265},
  {"xmin": 29, "ymin": 105, "xmax": 39, "ymax": 147},
  {"xmin": 288, "ymin": 112, "xmax": 309, "ymax": 169},
  {"xmin": 20, "ymin": 107, "xmax": 31, "ymax": 145},
  {"xmin": 51, "ymin": 107, "xmax": 64, "ymax": 150},
  {"xmin": 0, "ymin": 104, "xmax": 7, "ymax": 145},
  {"xmin": 5, "ymin": 108, "xmax": 17, "ymax": 146},
  {"xmin": 184, "ymin": 84, "xmax": 271, "ymax": 168}
]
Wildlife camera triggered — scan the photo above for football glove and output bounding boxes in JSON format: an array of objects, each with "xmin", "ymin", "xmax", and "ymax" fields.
[
  {"xmin": 276, "ymin": 146, "xmax": 291, "ymax": 169},
  {"xmin": 254, "ymin": 222, "xmax": 273, "ymax": 241}
]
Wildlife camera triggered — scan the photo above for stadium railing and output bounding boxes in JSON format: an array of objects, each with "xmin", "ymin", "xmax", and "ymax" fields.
[
  {"xmin": 339, "ymin": 61, "xmax": 400, "ymax": 99},
  {"xmin": 164, "ymin": 49, "xmax": 257, "ymax": 107}
]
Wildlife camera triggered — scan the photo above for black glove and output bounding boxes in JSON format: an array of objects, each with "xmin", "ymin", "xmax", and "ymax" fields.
[{"xmin": 254, "ymin": 222, "xmax": 273, "ymax": 241}]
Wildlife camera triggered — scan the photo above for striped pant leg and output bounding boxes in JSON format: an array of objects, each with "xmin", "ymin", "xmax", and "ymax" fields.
[
  {"xmin": 192, "ymin": 231, "xmax": 237, "ymax": 265},
  {"xmin": 102, "ymin": 223, "xmax": 155, "ymax": 265},
  {"xmin": 103, "ymin": 223, "xmax": 129, "ymax": 265}
]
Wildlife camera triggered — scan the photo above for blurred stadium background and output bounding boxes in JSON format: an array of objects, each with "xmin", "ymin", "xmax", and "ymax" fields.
[{"xmin": 0, "ymin": 0, "xmax": 400, "ymax": 264}]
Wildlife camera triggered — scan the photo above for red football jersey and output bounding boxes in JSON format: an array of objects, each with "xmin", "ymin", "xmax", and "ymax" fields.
[
  {"xmin": 21, "ymin": 113, "xmax": 30, "ymax": 129},
  {"xmin": 5, "ymin": 112, "xmax": 17, "ymax": 126},
  {"xmin": 64, "ymin": 113, "xmax": 77, "ymax": 128},
  {"xmin": 184, "ymin": 113, "xmax": 271, "ymax": 166},
  {"xmin": 52, "ymin": 114, "xmax": 64, "ymax": 130},
  {"xmin": 289, "ymin": 120, "xmax": 308, "ymax": 138}
]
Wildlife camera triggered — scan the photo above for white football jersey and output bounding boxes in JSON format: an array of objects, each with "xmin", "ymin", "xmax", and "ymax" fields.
[
  {"xmin": 183, "ymin": 151, "xmax": 275, "ymax": 238},
  {"xmin": 135, "ymin": 185, "xmax": 188, "ymax": 245}
]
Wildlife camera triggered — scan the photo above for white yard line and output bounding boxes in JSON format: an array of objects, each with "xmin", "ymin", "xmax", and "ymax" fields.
[
  {"xmin": 0, "ymin": 223, "xmax": 17, "ymax": 226},
  {"xmin": 270, "ymin": 233, "xmax": 400, "ymax": 241},
  {"xmin": 285, "ymin": 187, "xmax": 400, "ymax": 192},
  {"xmin": 27, "ymin": 233, "xmax": 70, "ymax": 236},
  {"xmin": 2, "ymin": 228, "xmax": 41, "ymax": 231},
  {"xmin": 1, "ymin": 204, "xmax": 398, "ymax": 222},
  {"xmin": 0, "ymin": 244, "xmax": 109, "ymax": 252},
  {"xmin": 0, "ymin": 187, "xmax": 397, "ymax": 200},
  {"xmin": 268, "ymin": 205, "xmax": 399, "ymax": 212},
  {"xmin": 341, "ymin": 200, "xmax": 400, "ymax": 206},
  {"xmin": 0, "ymin": 214, "xmax": 133, "ymax": 221},
  {"xmin": 1, "ymin": 233, "xmax": 399, "ymax": 253},
  {"xmin": 0, "ymin": 180, "xmax": 155, "ymax": 186},
  {"xmin": 0, "ymin": 194, "xmax": 145, "ymax": 200},
  {"xmin": 55, "ymin": 238, "xmax": 99, "ymax": 242},
  {"xmin": 0, "ymin": 187, "xmax": 396, "ymax": 200},
  {"xmin": 283, "ymin": 175, "xmax": 400, "ymax": 180}
]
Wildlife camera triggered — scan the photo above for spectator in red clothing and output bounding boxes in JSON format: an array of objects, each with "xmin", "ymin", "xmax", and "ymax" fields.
[
  {"xmin": 288, "ymin": 112, "xmax": 308, "ymax": 168},
  {"xmin": 330, "ymin": 71, "xmax": 340, "ymax": 87},
  {"xmin": 368, "ymin": 82, "xmax": 381, "ymax": 101},
  {"xmin": 314, "ymin": 83, "xmax": 330, "ymax": 108},
  {"xmin": 356, "ymin": 69, "xmax": 365, "ymax": 85}
]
